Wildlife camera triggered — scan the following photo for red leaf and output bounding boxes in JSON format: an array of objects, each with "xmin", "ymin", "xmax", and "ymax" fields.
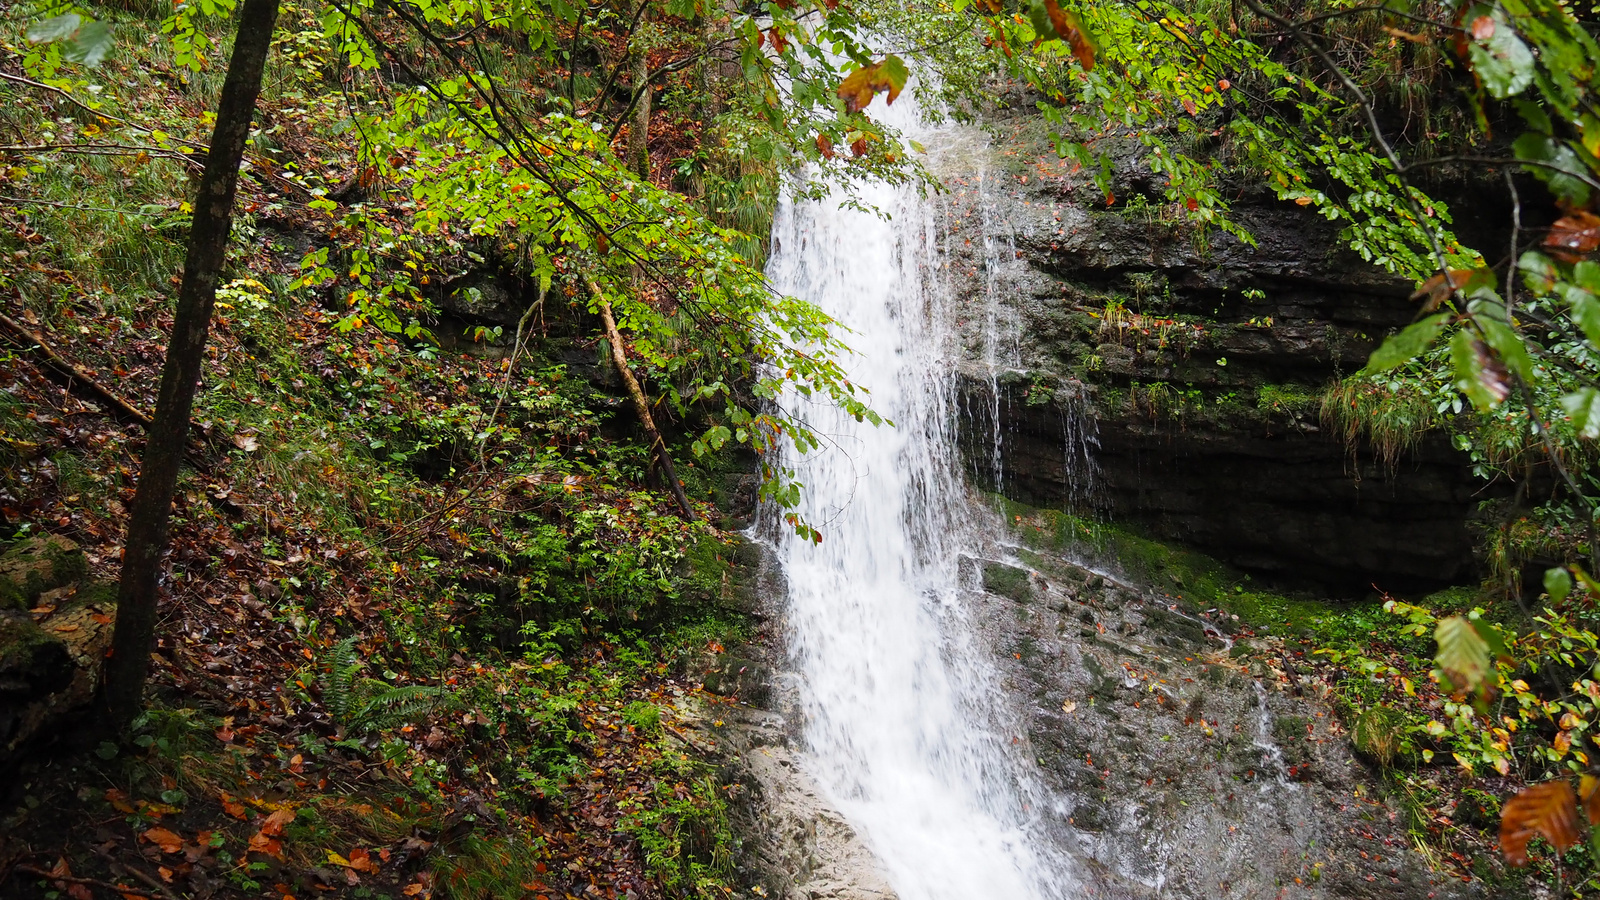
[
  {"xmin": 850, "ymin": 137, "xmax": 869, "ymax": 157},
  {"xmin": 816, "ymin": 134, "xmax": 835, "ymax": 159},
  {"xmin": 1545, "ymin": 211, "xmax": 1600, "ymax": 262}
]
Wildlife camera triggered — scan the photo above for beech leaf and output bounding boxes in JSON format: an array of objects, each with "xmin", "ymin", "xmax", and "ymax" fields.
[
  {"xmin": 1502, "ymin": 780, "xmax": 1581, "ymax": 866},
  {"xmin": 1435, "ymin": 615, "xmax": 1491, "ymax": 697}
]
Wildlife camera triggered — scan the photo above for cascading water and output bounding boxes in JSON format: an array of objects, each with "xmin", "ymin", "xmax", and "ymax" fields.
[{"xmin": 763, "ymin": 88, "xmax": 1077, "ymax": 900}]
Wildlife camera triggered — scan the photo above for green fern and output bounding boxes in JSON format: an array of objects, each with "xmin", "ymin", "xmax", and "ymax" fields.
[
  {"xmin": 318, "ymin": 637, "xmax": 361, "ymax": 721},
  {"xmin": 350, "ymin": 682, "xmax": 450, "ymax": 732},
  {"xmin": 317, "ymin": 638, "xmax": 452, "ymax": 733}
]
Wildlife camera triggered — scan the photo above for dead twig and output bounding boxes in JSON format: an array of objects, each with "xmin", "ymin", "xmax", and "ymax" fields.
[
  {"xmin": 12, "ymin": 864, "xmax": 160, "ymax": 900},
  {"xmin": 0, "ymin": 312, "xmax": 154, "ymax": 427}
]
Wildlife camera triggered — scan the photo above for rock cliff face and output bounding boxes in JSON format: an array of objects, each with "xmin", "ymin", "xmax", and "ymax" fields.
[
  {"xmin": 712, "ymin": 509, "xmax": 1480, "ymax": 900},
  {"xmin": 939, "ymin": 117, "xmax": 1494, "ymax": 592}
]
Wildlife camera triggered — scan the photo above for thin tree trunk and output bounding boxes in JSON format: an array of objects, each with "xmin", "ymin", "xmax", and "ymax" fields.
[
  {"xmin": 629, "ymin": 42, "xmax": 651, "ymax": 180},
  {"xmin": 585, "ymin": 276, "xmax": 694, "ymax": 521},
  {"xmin": 104, "ymin": 0, "xmax": 281, "ymax": 729}
]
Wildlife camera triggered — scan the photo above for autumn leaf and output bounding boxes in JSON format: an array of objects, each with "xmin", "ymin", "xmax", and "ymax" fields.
[
  {"xmin": 1471, "ymin": 15, "xmax": 1496, "ymax": 40},
  {"xmin": 1181, "ymin": 97, "xmax": 1198, "ymax": 116},
  {"xmin": 142, "ymin": 827, "xmax": 184, "ymax": 854},
  {"xmin": 348, "ymin": 847, "xmax": 379, "ymax": 873},
  {"xmin": 816, "ymin": 133, "xmax": 835, "ymax": 159},
  {"xmin": 836, "ymin": 55, "xmax": 909, "ymax": 113},
  {"xmin": 1041, "ymin": 0, "xmax": 1096, "ymax": 69},
  {"xmin": 1545, "ymin": 211, "xmax": 1600, "ymax": 261},
  {"xmin": 1502, "ymin": 780, "xmax": 1581, "ymax": 866},
  {"xmin": 766, "ymin": 27, "xmax": 789, "ymax": 55},
  {"xmin": 850, "ymin": 137, "xmax": 869, "ymax": 157},
  {"xmin": 1581, "ymin": 774, "xmax": 1600, "ymax": 824},
  {"xmin": 1409, "ymin": 268, "xmax": 1480, "ymax": 311}
]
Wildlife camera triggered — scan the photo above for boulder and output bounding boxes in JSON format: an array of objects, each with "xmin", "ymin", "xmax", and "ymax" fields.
[{"xmin": 0, "ymin": 535, "xmax": 115, "ymax": 759}]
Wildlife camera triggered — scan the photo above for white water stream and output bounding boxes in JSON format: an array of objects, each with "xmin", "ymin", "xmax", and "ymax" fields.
[{"xmin": 763, "ymin": 91, "xmax": 1077, "ymax": 900}]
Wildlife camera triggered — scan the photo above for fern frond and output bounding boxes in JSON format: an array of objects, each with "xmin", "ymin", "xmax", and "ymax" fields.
[
  {"xmin": 318, "ymin": 637, "xmax": 362, "ymax": 720},
  {"xmin": 351, "ymin": 682, "xmax": 452, "ymax": 732}
]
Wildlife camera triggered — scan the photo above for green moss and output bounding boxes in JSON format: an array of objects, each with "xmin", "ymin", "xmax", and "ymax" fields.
[
  {"xmin": 0, "ymin": 535, "xmax": 87, "ymax": 611},
  {"xmin": 982, "ymin": 561, "xmax": 1034, "ymax": 603},
  {"xmin": 992, "ymin": 495, "xmax": 1410, "ymax": 649}
]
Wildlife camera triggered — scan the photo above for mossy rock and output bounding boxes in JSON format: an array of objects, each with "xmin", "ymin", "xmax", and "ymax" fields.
[
  {"xmin": 982, "ymin": 561, "xmax": 1033, "ymax": 603},
  {"xmin": 1350, "ymin": 705, "xmax": 1407, "ymax": 767},
  {"xmin": 0, "ymin": 612, "xmax": 73, "ymax": 696},
  {"xmin": 0, "ymin": 534, "xmax": 86, "ymax": 611}
]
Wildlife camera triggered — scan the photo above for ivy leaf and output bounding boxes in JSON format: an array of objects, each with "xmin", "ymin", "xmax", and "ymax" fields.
[
  {"xmin": 1560, "ymin": 388, "xmax": 1600, "ymax": 439},
  {"xmin": 1435, "ymin": 615, "xmax": 1491, "ymax": 697},
  {"xmin": 1501, "ymin": 780, "xmax": 1581, "ymax": 867},
  {"xmin": 1361, "ymin": 312, "xmax": 1448, "ymax": 373}
]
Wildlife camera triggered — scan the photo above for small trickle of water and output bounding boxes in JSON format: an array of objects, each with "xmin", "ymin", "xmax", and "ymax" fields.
[{"xmin": 764, "ymin": 87, "xmax": 1076, "ymax": 900}]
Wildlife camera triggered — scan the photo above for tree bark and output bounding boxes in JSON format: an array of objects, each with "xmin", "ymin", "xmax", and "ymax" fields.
[
  {"xmin": 585, "ymin": 276, "xmax": 695, "ymax": 521},
  {"xmin": 628, "ymin": 39, "xmax": 652, "ymax": 180},
  {"xmin": 104, "ymin": 0, "xmax": 281, "ymax": 730}
]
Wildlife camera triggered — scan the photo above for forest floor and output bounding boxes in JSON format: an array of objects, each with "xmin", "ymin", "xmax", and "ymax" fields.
[{"xmin": 0, "ymin": 4, "xmax": 763, "ymax": 896}]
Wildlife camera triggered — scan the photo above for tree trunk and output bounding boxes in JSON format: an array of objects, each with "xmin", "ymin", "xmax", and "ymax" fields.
[
  {"xmin": 104, "ymin": 0, "xmax": 282, "ymax": 730},
  {"xmin": 629, "ymin": 44, "xmax": 652, "ymax": 180},
  {"xmin": 586, "ymin": 276, "xmax": 695, "ymax": 521}
]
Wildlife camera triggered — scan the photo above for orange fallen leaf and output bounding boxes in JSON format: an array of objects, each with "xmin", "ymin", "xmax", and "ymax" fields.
[
  {"xmin": 348, "ymin": 848, "xmax": 379, "ymax": 873},
  {"xmin": 259, "ymin": 807, "xmax": 295, "ymax": 836},
  {"xmin": 142, "ymin": 827, "xmax": 184, "ymax": 855}
]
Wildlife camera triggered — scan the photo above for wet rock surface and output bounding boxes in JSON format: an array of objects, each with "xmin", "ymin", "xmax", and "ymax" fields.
[
  {"xmin": 966, "ymin": 515, "xmax": 1481, "ymax": 899},
  {"xmin": 684, "ymin": 538, "xmax": 900, "ymax": 900},
  {"xmin": 938, "ymin": 117, "xmax": 1495, "ymax": 591}
]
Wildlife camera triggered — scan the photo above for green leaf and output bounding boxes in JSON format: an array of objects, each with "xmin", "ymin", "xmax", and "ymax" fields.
[
  {"xmin": 62, "ymin": 19, "xmax": 113, "ymax": 66},
  {"xmin": 1566, "ymin": 266, "xmax": 1600, "ymax": 348},
  {"xmin": 1362, "ymin": 313, "xmax": 1448, "ymax": 373},
  {"xmin": 26, "ymin": 12, "xmax": 82, "ymax": 43},
  {"xmin": 1468, "ymin": 22, "xmax": 1536, "ymax": 98},
  {"xmin": 1514, "ymin": 132, "xmax": 1593, "ymax": 207},
  {"xmin": 1452, "ymin": 328, "xmax": 1507, "ymax": 411},
  {"xmin": 880, "ymin": 55, "xmax": 910, "ymax": 94},
  {"xmin": 1436, "ymin": 615, "xmax": 1492, "ymax": 696},
  {"xmin": 26, "ymin": 12, "xmax": 113, "ymax": 66},
  {"xmin": 1560, "ymin": 387, "xmax": 1600, "ymax": 439},
  {"xmin": 1475, "ymin": 314, "xmax": 1532, "ymax": 383},
  {"xmin": 1520, "ymin": 250, "xmax": 1558, "ymax": 294},
  {"xmin": 1546, "ymin": 566, "xmax": 1574, "ymax": 603}
]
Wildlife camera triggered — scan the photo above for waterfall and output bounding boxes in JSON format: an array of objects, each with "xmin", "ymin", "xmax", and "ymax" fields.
[{"xmin": 763, "ymin": 89, "xmax": 1076, "ymax": 900}]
